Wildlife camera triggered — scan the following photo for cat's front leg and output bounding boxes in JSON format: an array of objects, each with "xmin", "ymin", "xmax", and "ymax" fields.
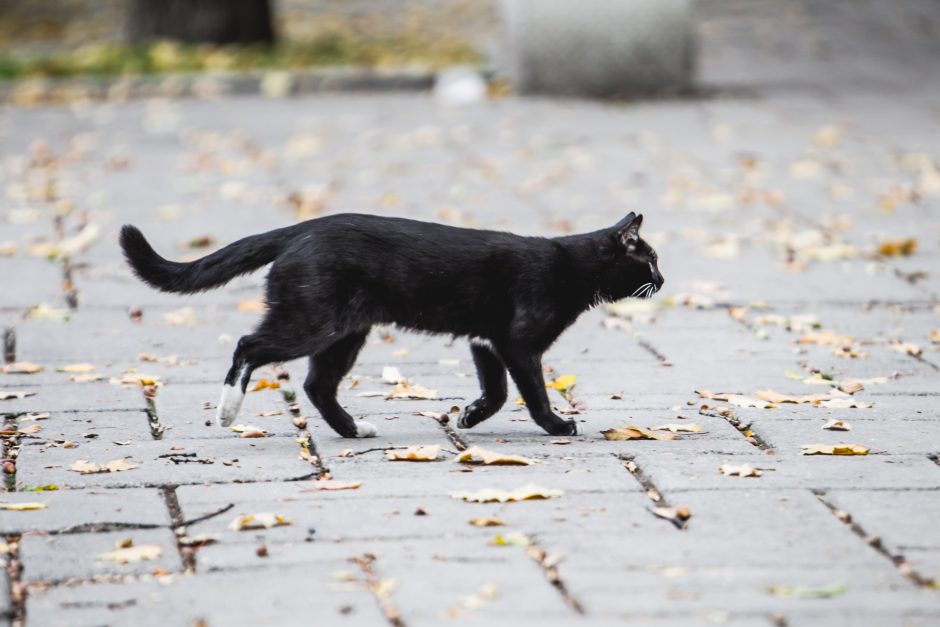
[
  {"xmin": 458, "ymin": 341, "xmax": 508, "ymax": 429},
  {"xmin": 501, "ymin": 349, "xmax": 582, "ymax": 436}
]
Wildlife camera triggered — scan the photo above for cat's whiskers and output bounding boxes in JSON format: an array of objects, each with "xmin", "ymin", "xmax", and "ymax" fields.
[{"xmin": 631, "ymin": 282, "xmax": 653, "ymax": 298}]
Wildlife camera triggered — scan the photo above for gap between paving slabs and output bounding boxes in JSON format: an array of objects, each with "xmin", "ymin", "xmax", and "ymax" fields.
[{"xmin": 814, "ymin": 490, "xmax": 938, "ymax": 589}]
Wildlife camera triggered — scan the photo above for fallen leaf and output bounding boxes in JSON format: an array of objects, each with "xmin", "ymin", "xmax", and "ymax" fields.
[
  {"xmin": 768, "ymin": 582, "xmax": 846, "ymax": 599},
  {"xmin": 651, "ymin": 423, "xmax": 702, "ymax": 433},
  {"xmin": 930, "ymin": 330, "xmax": 940, "ymax": 344},
  {"xmin": 695, "ymin": 390, "xmax": 776, "ymax": 409},
  {"xmin": 18, "ymin": 424, "xmax": 42, "ymax": 435},
  {"xmin": 832, "ymin": 345, "xmax": 868, "ymax": 359},
  {"xmin": 99, "ymin": 543, "xmax": 163, "ymax": 564},
  {"xmin": 756, "ymin": 389, "xmax": 843, "ymax": 404},
  {"xmin": 469, "ymin": 517, "xmax": 505, "ymax": 527},
  {"xmin": 1, "ymin": 362, "xmax": 43, "ymax": 374},
  {"xmin": 382, "ymin": 366, "xmax": 405, "ymax": 384},
  {"xmin": 0, "ymin": 390, "xmax": 36, "ymax": 401},
  {"xmin": 110, "ymin": 372, "xmax": 161, "ymax": 387},
  {"xmin": 237, "ymin": 298, "xmax": 266, "ymax": 313},
  {"xmin": 877, "ymin": 239, "xmax": 917, "ymax": 257},
  {"xmin": 307, "ymin": 479, "xmax": 362, "ymax": 491},
  {"xmin": 801, "ymin": 444, "xmax": 869, "ymax": 456},
  {"xmin": 546, "ymin": 374, "xmax": 577, "ymax": 393},
  {"xmin": 602, "ymin": 426, "xmax": 675, "ymax": 441},
  {"xmin": 456, "ymin": 447, "xmax": 534, "ymax": 466},
  {"xmin": 489, "ymin": 532, "xmax": 532, "ymax": 547},
  {"xmin": 69, "ymin": 373, "xmax": 106, "ymax": 383},
  {"xmin": 23, "ymin": 303, "xmax": 71, "ymax": 322},
  {"xmin": 229, "ymin": 512, "xmax": 294, "ymax": 531},
  {"xmin": 0, "ymin": 241, "xmax": 16, "ymax": 256},
  {"xmin": 386, "ymin": 445, "xmax": 441, "ymax": 462},
  {"xmin": 229, "ymin": 424, "xmax": 267, "ymax": 438},
  {"xmin": 822, "ymin": 420, "xmax": 852, "ymax": 431},
  {"xmin": 387, "ymin": 381, "xmax": 437, "ymax": 400},
  {"xmin": 415, "ymin": 411, "xmax": 449, "ymax": 423},
  {"xmin": 250, "ymin": 378, "xmax": 279, "ymax": 392},
  {"xmin": 163, "ymin": 306, "xmax": 199, "ymax": 326},
  {"xmin": 889, "ymin": 341, "xmax": 922, "ymax": 357},
  {"xmin": 0, "ymin": 502, "xmax": 47, "ymax": 511},
  {"xmin": 69, "ymin": 459, "xmax": 139, "ymax": 474},
  {"xmin": 719, "ymin": 464, "xmax": 762, "ymax": 478},
  {"xmin": 651, "ymin": 506, "xmax": 692, "ymax": 522},
  {"xmin": 451, "ymin": 484, "xmax": 564, "ymax": 503},
  {"xmin": 800, "ymin": 330, "xmax": 854, "ymax": 346},
  {"xmin": 57, "ymin": 363, "xmax": 96, "ymax": 373},
  {"xmin": 256, "ymin": 409, "xmax": 283, "ymax": 417},
  {"xmin": 20, "ymin": 412, "xmax": 49, "ymax": 421}
]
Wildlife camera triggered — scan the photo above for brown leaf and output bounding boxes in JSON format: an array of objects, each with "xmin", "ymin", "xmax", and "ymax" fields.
[
  {"xmin": 651, "ymin": 423, "xmax": 702, "ymax": 433},
  {"xmin": 602, "ymin": 426, "xmax": 675, "ymax": 441},
  {"xmin": 822, "ymin": 420, "xmax": 852, "ymax": 432},
  {"xmin": 229, "ymin": 424, "xmax": 267, "ymax": 438},
  {"xmin": 877, "ymin": 238, "xmax": 917, "ymax": 257},
  {"xmin": 451, "ymin": 484, "xmax": 563, "ymax": 503},
  {"xmin": 386, "ymin": 381, "xmax": 437, "ymax": 400},
  {"xmin": 455, "ymin": 446, "xmax": 534, "ymax": 466},
  {"xmin": 801, "ymin": 444, "xmax": 869, "ymax": 456},
  {"xmin": 306, "ymin": 479, "xmax": 362, "ymax": 491},
  {"xmin": 386, "ymin": 445, "xmax": 441, "ymax": 462},
  {"xmin": 695, "ymin": 390, "xmax": 776, "ymax": 409},
  {"xmin": 469, "ymin": 517, "xmax": 505, "ymax": 527},
  {"xmin": 756, "ymin": 389, "xmax": 843, "ymax": 404}
]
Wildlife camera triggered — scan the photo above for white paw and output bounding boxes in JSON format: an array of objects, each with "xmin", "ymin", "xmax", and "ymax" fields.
[
  {"xmin": 571, "ymin": 421, "xmax": 583, "ymax": 436},
  {"xmin": 355, "ymin": 421, "xmax": 378, "ymax": 438},
  {"xmin": 216, "ymin": 384, "xmax": 243, "ymax": 427}
]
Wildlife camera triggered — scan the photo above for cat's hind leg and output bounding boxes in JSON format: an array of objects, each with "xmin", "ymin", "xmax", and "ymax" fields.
[
  {"xmin": 458, "ymin": 340, "xmax": 508, "ymax": 429},
  {"xmin": 303, "ymin": 331, "xmax": 375, "ymax": 438}
]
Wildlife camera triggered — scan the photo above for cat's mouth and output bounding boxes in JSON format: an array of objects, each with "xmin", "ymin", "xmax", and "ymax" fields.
[{"xmin": 631, "ymin": 282, "xmax": 658, "ymax": 299}]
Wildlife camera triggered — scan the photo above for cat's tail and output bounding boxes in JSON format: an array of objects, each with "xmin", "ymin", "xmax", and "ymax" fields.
[{"xmin": 119, "ymin": 224, "xmax": 300, "ymax": 294}]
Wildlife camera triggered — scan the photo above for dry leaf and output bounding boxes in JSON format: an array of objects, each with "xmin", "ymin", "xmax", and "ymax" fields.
[
  {"xmin": 21, "ymin": 412, "xmax": 49, "ymax": 421},
  {"xmin": 229, "ymin": 424, "xmax": 267, "ymax": 437},
  {"xmin": 0, "ymin": 390, "xmax": 36, "ymax": 401},
  {"xmin": 451, "ymin": 484, "xmax": 564, "ymax": 503},
  {"xmin": 546, "ymin": 374, "xmax": 577, "ymax": 393},
  {"xmin": 69, "ymin": 459, "xmax": 139, "ymax": 474},
  {"xmin": 930, "ymin": 330, "xmax": 940, "ymax": 344},
  {"xmin": 110, "ymin": 372, "xmax": 161, "ymax": 387},
  {"xmin": 23, "ymin": 303, "xmax": 71, "ymax": 322},
  {"xmin": 822, "ymin": 420, "xmax": 852, "ymax": 431},
  {"xmin": 415, "ymin": 411, "xmax": 449, "ymax": 423},
  {"xmin": 799, "ymin": 330, "xmax": 854, "ymax": 346},
  {"xmin": 0, "ymin": 502, "xmax": 47, "ymax": 511},
  {"xmin": 695, "ymin": 390, "xmax": 776, "ymax": 409},
  {"xmin": 70, "ymin": 373, "xmax": 106, "ymax": 383},
  {"xmin": 889, "ymin": 341, "xmax": 922, "ymax": 357},
  {"xmin": 381, "ymin": 366, "xmax": 405, "ymax": 384},
  {"xmin": 877, "ymin": 238, "xmax": 917, "ymax": 257},
  {"xmin": 307, "ymin": 479, "xmax": 362, "ymax": 491},
  {"xmin": 719, "ymin": 464, "xmax": 762, "ymax": 477},
  {"xmin": 99, "ymin": 544, "xmax": 162, "ymax": 564},
  {"xmin": 237, "ymin": 298, "xmax": 266, "ymax": 313},
  {"xmin": 387, "ymin": 381, "xmax": 437, "ymax": 400},
  {"xmin": 601, "ymin": 426, "xmax": 675, "ymax": 441},
  {"xmin": 489, "ymin": 532, "xmax": 532, "ymax": 547},
  {"xmin": 456, "ymin": 447, "xmax": 534, "ymax": 466},
  {"xmin": 1, "ymin": 362, "xmax": 43, "ymax": 374},
  {"xmin": 801, "ymin": 444, "xmax": 869, "ymax": 456},
  {"xmin": 57, "ymin": 363, "xmax": 96, "ymax": 373},
  {"xmin": 651, "ymin": 506, "xmax": 692, "ymax": 522},
  {"xmin": 229, "ymin": 512, "xmax": 294, "ymax": 531},
  {"xmin": 756, "ymin": 389, "xmax": 843, "ymax": 404},
  {"xmin": 18, "ymin": 424, "xmax": 42, "ymax": 435},
  {"xmin": 256, "ymin": 409, "xmax": 283, "ymax": 417},
  {"xmin": 292, "ymin": 416, "xmax": 308, "ymax": 429},
  {"xmin": 651, "ymin": 423, "xmax": 702, "ymax": 433},
  {"xmin": 250, "ymin": 378, "xmax": 279, "ymax": 392},
  {"xmin": 163, "ymin": 307, "xmax": 199, "ymax": 326},
  {"xmin": 469, "ymin": 517, "xmax": 505, "ymax": 527},
  {"xmin": 832, "ymin": 345, "xmax": 868, "ymax": 359},
  {"xmin": 386, "ymin": 445, "xmax": 441, "ymax": 462}
]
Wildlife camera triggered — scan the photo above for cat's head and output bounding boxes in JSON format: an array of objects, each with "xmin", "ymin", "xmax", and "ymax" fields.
[{"xmin": 600, "ymin": 212, "xmax": 664, "ymax": 300}]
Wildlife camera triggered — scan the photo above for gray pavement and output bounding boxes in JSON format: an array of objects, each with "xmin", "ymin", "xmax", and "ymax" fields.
[{"xmin": 2, "ymin": 24, "xmax": 940, "ymax": 627}]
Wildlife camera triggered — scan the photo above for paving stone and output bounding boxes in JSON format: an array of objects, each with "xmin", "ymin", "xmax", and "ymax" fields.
[{"xmin": 0, "ymin": 488, "xmax": 169, "ymax": 534}]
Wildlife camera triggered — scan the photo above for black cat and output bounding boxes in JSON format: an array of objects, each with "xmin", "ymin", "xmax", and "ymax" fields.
[{"xmin": 120, "ymin": 212, "xmax": 663, "ymax": 438}]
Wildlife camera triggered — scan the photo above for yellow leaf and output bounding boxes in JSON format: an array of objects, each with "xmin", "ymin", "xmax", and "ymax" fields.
[
  {"xmin": 386, "ymin": 381, "xmax": 437, "ymax": 400},
  {"xmin": 877, "ymin": 238, "xmax": 917, "ymax": 257},
  {"xmin": 651, "ymin": 423, "xmax": 702, "ymax": 433},
  {"xmin": 451, "ymin": 484, "xmax": 563, "ymax": 503},
  {"xmin": 229, "ymin": 424, "xmax": 267, "ymax": 437},
  {"xmin": 250, "ymin": 378, "xmax": 279, "ymax": 392},
  {"xmin": 469, "ymin": 517, "xmax": 505, "ymax": 527},
  {"xmin": 455, "ymin": 446, "xmax": 534, "ymax": 466},
  {"xmin": 110, "ymin": 372, "xmax": 161, "ymax": 387},
  {"xmin": 237, "ymin": 298, "xmax": 266, "ymax": 313},
  {"xmin": 98, "ymin": 544, "xmax": 163, "ymax": 564},
  {"xmin": 718, "ymin": 464, "xmax": 762, "ymax": 477},
  {"xmin": 601, "ymin": 426, "xmax": 675, "ymax": 441},
  {"xmin": 228, "ymin": 512, "xmax": 294, "ymax": 531},
  {"xmin": 1, "ymin": 362, "xmax": 43, "ymax": 374},
  {"xmin": 546, "ymin": 374, "xmax": 577, "ymax": 392},
  {"xmin": 307, "ymin": 479, "xmax": 362, "ymax": 491},
  {"xmin": 801, "ymin": 444, "xmax": 869, "ymax": 456},
  {"xmin": 57, "ymin": 363, "xmax": 96, "ymax": 373},
  {"xmin": 386, "ymin": 445, "xmax": 441, "ymax": 462},
  {"xmin": 489, "ymin": 532, "xmax": 531, "ymax": 547},
  {"xmin": 0, "ymin": 502, "xmax": 47, "ymax": 511},
  {"xmin": 756, "ymin": 389, "xmax": 842, "ymax": 404},
  {"xmin": 822, "ymin": 420, "xmax": 852, "ymax": 431}
]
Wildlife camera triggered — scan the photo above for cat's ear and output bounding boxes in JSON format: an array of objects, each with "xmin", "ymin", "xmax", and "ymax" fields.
[{"xmin": 614, "ymin": 213, "xmax": 643, "ymax": 250}]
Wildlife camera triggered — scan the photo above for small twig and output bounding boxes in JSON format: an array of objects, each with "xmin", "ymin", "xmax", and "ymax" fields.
[{"xmin": 180, "ymin": 503, "xmax": 235, "ymax": 527}]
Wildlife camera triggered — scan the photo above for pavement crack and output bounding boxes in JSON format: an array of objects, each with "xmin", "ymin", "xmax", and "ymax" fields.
[
  {"xmin": 814, "ymin": 490, "xmax": 937, "ymax": 588},
  {"xmin": 699, "ymin": 406, "xmax": 774, "ymax": 451},
  {"xmin": 2, "ymin": 327, "xmax": 15, "ymax": 363},
  {"xmin": 633, "ymin": 334, "xmax": 672, "ymax": 367},
  {"xmin": 419, "ymin": 411, "xmax": 468, "ymax": 451},
  {"xmin": 296, "ymin": 429, "xmax": 329, "ymax": 479},
  {"xmin": 350, "ymin": 553, "xmax": 407, "ymax": 627},
  {"xmin": 180, "ymin": 503, "xmax": 234, "ymax": 527},
  {"xmin": 161, "ymin": 486, "xmax": 196, "ymax": 574},
  {"xmin": 3, "ymin": 534, "xmax": 25, "ymax": 626},
  {"xmin": 1, "ymin": 415, "xmax": 21, "ymax": 491},
  {"xmin": 620, "ymin": 456, "xmax": 689, "ymax": 530},
  {"xmin": 525, "ymin": 540, "xmax": 586, "ymax": 614},
  {"xmin": 142, "ymin": 386, "xmax": 165, "ymax": 439}
]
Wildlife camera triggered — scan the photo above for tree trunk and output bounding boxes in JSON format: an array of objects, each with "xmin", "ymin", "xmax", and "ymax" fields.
[{"xmin": 128, "ymin": 0, "xmax": 275, "ymax": 45}]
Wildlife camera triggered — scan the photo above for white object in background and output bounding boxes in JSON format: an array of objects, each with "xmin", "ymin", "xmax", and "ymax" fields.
[{"xmin": 433, "ymin": 67, "xmax": 487, "ymax": 106}]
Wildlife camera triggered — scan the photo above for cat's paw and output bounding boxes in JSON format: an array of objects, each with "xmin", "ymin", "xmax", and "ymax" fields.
[
  {"xmin": 568, "ymin": 420, "xmax": 583, "ymax": 436},
  {"xmin": 457, "ymin": 399, "xmax": 490, "ymax": 429},
  {"xmin": 216, "ymin": 384, "xmax": 243, "ymax": 427},
  {"xmin": 355, "ymin": 421, "xmax": 378, "ymax": 438}
]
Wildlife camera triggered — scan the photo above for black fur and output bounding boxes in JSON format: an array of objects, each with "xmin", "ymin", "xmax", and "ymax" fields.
[{"xmin": 120, "ymin": 213, "xmax": 664, "ymax": 437}]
